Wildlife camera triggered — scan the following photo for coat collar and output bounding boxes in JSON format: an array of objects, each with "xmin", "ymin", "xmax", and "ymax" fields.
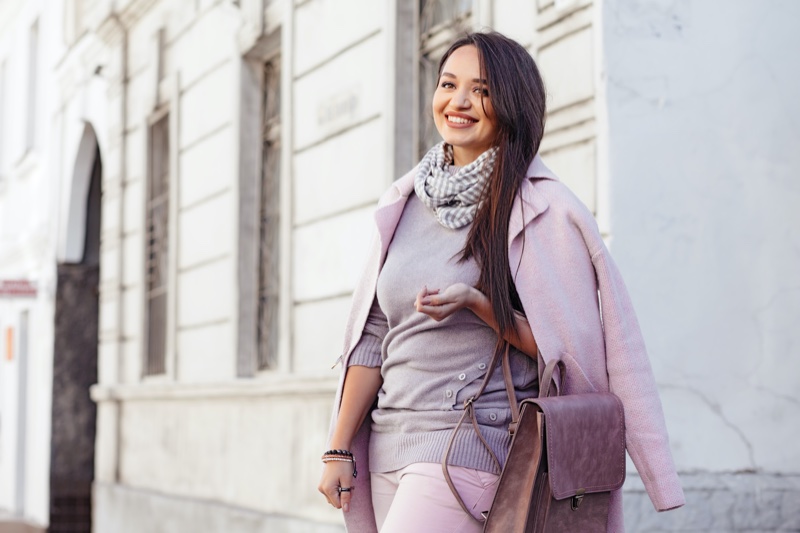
[
  {"xmin": 509, "ymin": 155, "xmax": 558, "ymax": 239},
  {"xmin": 374, "ymin": 154, "xmax": 559, "ymax": 250}
]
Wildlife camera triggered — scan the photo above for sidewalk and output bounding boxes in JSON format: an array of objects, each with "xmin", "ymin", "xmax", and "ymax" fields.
[{"xmin": 0, "ymin": 511, "xmax": 45, "ymax": 533}]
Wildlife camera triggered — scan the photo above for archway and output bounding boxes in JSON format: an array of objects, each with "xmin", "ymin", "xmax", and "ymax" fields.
[{"xmin": 49, "ymin": 123, "xmax": 101, "ymax": 532}]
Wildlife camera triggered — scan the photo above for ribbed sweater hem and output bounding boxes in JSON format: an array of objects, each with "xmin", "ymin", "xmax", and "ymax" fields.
[{"xmin": 369, "ymin": 425, "xmax": 512, "ymax": 475}]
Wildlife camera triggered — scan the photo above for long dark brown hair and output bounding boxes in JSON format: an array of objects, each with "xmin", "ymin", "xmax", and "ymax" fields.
[{"xmin": 437, "ymin": 32, "xmax": 547, "ymax": 345}]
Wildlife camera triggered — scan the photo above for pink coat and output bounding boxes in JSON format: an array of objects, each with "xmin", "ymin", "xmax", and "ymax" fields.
[{"xmin": 329, "ymin": 156, "xmax": 685, "ymax": 532}]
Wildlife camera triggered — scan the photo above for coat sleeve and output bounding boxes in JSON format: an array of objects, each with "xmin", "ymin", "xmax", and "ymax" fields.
[{"xmin": 592, "ymin": 247, "xmax": 686, "ymax": 512}]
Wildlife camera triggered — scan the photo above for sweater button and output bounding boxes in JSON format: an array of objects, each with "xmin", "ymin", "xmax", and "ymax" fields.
[
  {"xmin": 458, "ymin": 373, "xmax": 466, "ymax": 380},
  {"xmin": 478, "ymin": 363, "xmax": 486, "ymax": 370},
  {"xmin": 489, "ymin": 413, "xmax": 497, "ymax": 421},
  {"xmin": 446, "ymin": 389, "xmax": 453, "ymax": 398}
]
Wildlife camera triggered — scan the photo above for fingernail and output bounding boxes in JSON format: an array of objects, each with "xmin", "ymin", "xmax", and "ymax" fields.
[{"xmin": 343, "ymin": 503, "xmax": 349, "ymax": 512}]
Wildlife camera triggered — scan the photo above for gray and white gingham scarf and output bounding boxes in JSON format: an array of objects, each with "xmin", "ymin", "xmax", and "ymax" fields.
[{"xmin": 414, "ymin": 143, "xmax": 498, "ymax": 230}]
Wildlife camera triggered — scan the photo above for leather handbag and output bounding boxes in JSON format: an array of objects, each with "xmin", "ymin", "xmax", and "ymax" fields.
[{"xmin": 442, "ymin": 347, "xmax": 626, "ymax": 532}]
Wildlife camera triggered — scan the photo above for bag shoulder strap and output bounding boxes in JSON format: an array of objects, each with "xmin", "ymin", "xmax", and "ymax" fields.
[
  {"xmin": 539, "ymin": 357, "xmax": 564, "ymax": 398},
  {"xmin": 442, "ymin": 348, "xmax": 566, "ymax": 522},
  {"xmin": 441, "ymin": 344, "xmax": 509, "ymax": 522}
]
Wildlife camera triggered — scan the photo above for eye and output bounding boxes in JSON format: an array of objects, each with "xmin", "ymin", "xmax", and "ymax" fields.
[
  {"xmin": 440, "ymin": 81, "xmax": 455, "ymax": 89},
  {"xmin": 474, "ymin": 86, "xmax": 489, "ymax": 97}
]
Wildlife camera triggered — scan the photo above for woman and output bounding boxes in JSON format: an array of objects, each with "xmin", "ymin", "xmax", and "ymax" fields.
[{"xmin": 319, "ymin": 32, "xmax": 684, "ymax": 532}]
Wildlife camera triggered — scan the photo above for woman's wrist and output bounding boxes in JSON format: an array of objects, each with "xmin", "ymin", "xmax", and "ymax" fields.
[{"xmin": 466, "ymin": 286, "xmax": 487, "ymax": 312}]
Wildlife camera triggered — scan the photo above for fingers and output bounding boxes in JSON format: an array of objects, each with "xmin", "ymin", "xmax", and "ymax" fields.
[
  {"xmin": 417, "ymin": 302, "xmax": 457, "ymax": 321},
  {"xmin": 415, "ymin": 286, "xmax": 440, "ymax": 311},
  {"xmin": 318, "ymin": 482, "xmax": 337, "ymax": 507},
  {"xmin": 339, "ymin": 486, "xmax": 352, "ymax": 512},
  {"xmin": 415, "ymin": 287, "xmax": 426, "ymax": 311},
  {"xmin": 317, "ymin": 484, "xmax": 355, "ymax": 511},
  {"xmin": 319, "ymin": 463, "xmax": 356, "ymax": 512}
]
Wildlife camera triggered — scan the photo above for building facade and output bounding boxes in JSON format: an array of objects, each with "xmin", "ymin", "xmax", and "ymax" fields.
[{"xmin": 0, "ymin": 0, "xmax": 798, "ymax": 531}]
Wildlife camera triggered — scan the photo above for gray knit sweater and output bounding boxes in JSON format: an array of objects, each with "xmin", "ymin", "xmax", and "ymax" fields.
[{"xmin": 347, "ymin": 194, "xmax": 538, "ymax": 475}]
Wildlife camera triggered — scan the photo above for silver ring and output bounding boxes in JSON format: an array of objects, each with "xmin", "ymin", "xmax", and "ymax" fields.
[{"xmin": 337, "ymin": 487, "xmax": 352, "ymax": 493}]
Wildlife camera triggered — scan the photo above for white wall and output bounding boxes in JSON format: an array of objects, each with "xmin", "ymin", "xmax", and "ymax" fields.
[
  {"xmin": 602, "ymin": 0, "xmax": 800, "ymax": 473},
  {"xmin": 0, "ymin": 0, "xmax": 66, "ymax": 525},
  {"xmin": 290, "ymin": 0, "xmax": 391, "ymax": 376}
]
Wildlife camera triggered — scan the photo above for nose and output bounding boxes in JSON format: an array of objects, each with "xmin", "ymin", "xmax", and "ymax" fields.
[{"xmin": 453, "ymin": 86, "xmax": 471, "ymax": 108}]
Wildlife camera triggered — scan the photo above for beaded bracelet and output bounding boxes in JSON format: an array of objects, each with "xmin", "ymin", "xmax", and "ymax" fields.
[
  {"xmin": 322, "ymin": 450, "xmax": 358, "ymax": 478},
  {"xmin": 323, "ymin": 449, "xmax": 353, "ymax": 458}
]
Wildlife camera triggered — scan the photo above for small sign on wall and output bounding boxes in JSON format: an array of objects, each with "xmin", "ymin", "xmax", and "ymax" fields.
[
  {"xmin": 0, "ymin": 280, "xmax": 37, "ymax": 298},
  {"xmin": 316, "ymin": 86, "xmax": 361, "ymax": 131}
]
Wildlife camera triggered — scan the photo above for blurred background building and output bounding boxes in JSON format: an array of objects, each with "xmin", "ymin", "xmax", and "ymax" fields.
[{"xmin": 0, "ymin": 0, "xmax": 798, "ymax": 531}]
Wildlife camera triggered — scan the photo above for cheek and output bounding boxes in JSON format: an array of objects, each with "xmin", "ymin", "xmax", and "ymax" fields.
[
  {"xmin": 480, "ymin": 99, "xmax": 495, "ymax": 121},
  {"xmin": 482, "ymin": 106, "xmax": 497, "ymax": 134},
  {"xmin": 432, "ymin": 93, "xmax": 446, "ymax": 116}
]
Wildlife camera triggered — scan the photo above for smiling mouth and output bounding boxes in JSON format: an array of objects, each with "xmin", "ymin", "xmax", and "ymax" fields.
[{"xmin": 446, "ymin": 114, "xmax": 477, "ymax": 125}]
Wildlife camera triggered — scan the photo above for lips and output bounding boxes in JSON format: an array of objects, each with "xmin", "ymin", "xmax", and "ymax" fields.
[{"xmin": 446, "ymin": 113, "xmax": 477, "ymax": 126}]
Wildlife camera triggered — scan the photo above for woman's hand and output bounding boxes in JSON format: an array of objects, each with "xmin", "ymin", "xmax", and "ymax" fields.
[
  {"xmin": 415, "ymin": 283, "xmax": 484, "ymax": 321},
  {"xmin": 318, "ymin": 366, "xmax": 381, "ymax": 513},
  {"xmin": 416, "ymin": 284, "xmax": 539, "ymax": 358},
  {"xmin": 318, "ymin": 460, "xmax": 356, "ymax": 512}
]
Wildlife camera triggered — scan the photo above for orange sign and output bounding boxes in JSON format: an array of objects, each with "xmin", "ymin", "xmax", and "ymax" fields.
[{"xmin": 5, "ymin": 327, "xmax": 12, "ymax": 361}]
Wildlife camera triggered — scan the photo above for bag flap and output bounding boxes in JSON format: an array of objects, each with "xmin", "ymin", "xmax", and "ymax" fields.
[{"xmin": 527, "ymin": 392, "xmax": 625, "ymax": 500}]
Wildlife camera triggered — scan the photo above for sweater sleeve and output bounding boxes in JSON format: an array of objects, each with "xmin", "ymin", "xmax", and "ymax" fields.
[{"xmin": 346, "ymin": 297, "xmax": 388, "ymax": 368}]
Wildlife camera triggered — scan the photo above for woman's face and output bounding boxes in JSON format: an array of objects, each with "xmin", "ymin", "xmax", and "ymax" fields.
[{"xmin": 432, "ymin": 45, "xmax": 497, "ymax": 166}]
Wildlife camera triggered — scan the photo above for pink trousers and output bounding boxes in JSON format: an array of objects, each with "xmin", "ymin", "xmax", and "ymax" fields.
[{"xmin": 371, "ymin": 462, "xmax": 500, "ymax": 533}]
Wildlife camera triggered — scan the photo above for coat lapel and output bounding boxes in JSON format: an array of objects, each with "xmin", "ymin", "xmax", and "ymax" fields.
[
  {"xmin": 374, "ymin": 169, "xmax": 415, "ymax": 262},
  {"xmin": 508, "ymin": 154, "xmax": 558, "ymax": 241},
  {"xmin": 340, "ymin": 169, "xmax": 416, "ymax": 362}
]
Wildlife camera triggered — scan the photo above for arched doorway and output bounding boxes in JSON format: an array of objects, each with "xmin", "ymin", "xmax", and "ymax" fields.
[{"xmin": 49, "ymin": 124, "xmax": 101, "ymax": 532}]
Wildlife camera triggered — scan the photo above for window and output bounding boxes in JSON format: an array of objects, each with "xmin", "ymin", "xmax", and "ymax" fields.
[
  {"xmin": 0, "ymin": 60, "xmax": 6, "ymax": 174},
  {"xmin": 145, "ymin": 114, "xmax": 169, "ymax": 376},
  {"xmin": 257, "ymin": 59, "xmax": 281, "ymax": 370},
  {"xmin": 64, "ymin": 0, "xmax": 86, "ymax": 44},
  {"xmin": 157, "ymin": 28, "xmax": 167, "ymax": 84},
  {"xmin": 26, "ymin": 20, "xmax": 39, "ymax": 153},
  {"xmin": 533, "ymin": 0, "xmax": 598, "ymax": 212},
  {"xmin": 418, "ymin": 0, "xmax": 472, "ymax": 158}
]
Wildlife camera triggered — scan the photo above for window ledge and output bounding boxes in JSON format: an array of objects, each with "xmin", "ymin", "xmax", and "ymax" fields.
[
  {"xmin": 13, "ymin": 149, "xmax": 39, "ymax": 180},
  {"xmin": 90, "ymin": 373, "xmax": 338, "ymax": 402}
]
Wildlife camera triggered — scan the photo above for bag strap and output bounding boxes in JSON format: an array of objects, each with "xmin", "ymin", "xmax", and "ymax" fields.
[
  {"xmin": 442, "ymin": 348, "xmax": 565, "ymax": 522},
  {"xmin": 441, "ymin": 343, "xmax": 510, "ymax": 522},
  {"xmin": 539, "ymin": 357, "xmax": 564, "ymax": 398}
]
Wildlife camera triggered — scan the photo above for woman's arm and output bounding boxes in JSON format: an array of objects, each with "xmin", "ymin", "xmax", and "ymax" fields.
[
  {"xmin": 318, "ymin": 365, "xmax": 382, "ymax": 512},
  {"xmin": 329, "ymin": 365, "xmax": 382, "ymax": 450},
  {"xmin": 415, "ymin": 284, "xmax": 538, "ymax": 358}
]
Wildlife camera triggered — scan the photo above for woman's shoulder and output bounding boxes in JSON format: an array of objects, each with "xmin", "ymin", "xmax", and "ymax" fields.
[
  {"xmin": 532, "ymin": 178, "xmax": 595, "ymax": 223},
  {"xmin": 521, "ymin": 172, "xmax": 604, "ymax": 255},
  {"xmin": 522, "ymin": 169, "xmax": 597, "ymax": 235},
  {"xmin": 377, "ymin": 165, "xmax": 419, "ymax": 207},
  {"xmin": 522, "ymin": 155, "xmax": 595, "ymax": 224}
]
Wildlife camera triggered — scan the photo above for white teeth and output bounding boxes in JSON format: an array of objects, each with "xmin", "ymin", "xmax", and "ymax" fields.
[{"xmin": 448, "ymin": 115, "xmax": 475, "ymax": 124}]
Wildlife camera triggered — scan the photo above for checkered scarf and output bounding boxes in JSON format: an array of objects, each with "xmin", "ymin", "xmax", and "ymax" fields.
[{"xmin": 414, "ymin": 142, "xmax": 498, "ymax": 229}]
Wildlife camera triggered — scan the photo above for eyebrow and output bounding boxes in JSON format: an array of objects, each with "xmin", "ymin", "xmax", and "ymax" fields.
[{"xmin": 440, "ymin": 72, "xmax": 488, "ymax": 84}]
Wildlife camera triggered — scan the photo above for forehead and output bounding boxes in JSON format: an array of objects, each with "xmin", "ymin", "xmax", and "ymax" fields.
[{"xmin": 441, "ymin": 45, "xmax": 482, "ymax": 78}]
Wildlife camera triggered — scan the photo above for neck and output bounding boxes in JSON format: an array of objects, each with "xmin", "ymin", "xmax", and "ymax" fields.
[{"xmin": 452, "ymin": 145, "xmax": 482, "ymax": 166}]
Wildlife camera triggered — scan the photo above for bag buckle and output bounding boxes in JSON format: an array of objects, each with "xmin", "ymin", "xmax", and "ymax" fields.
[{"xmin": 571, "ymin": 488, "xmax": 586, "ymax": 511}]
